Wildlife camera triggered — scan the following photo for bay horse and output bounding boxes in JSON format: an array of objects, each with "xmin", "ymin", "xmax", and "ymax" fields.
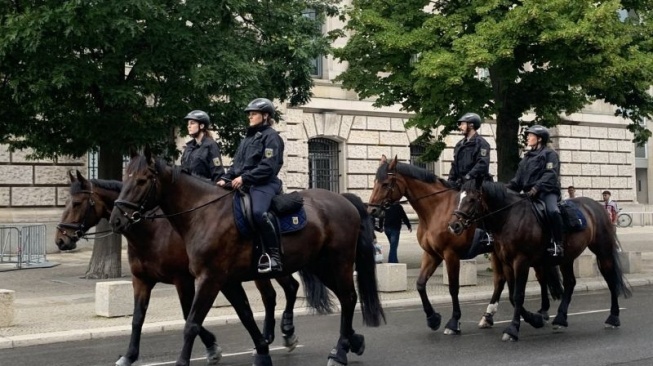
[
  {"xmin": 109, "ymin": 150, "xmax": 385, "ymax": 366},
  {"xmin": 55, "ymin": 170, "xmax": 301, "ymax": 366},
  {"xmin": 368, "ymin": 156, "xmax": 560, "ymax": 334},
  {"xmin": 448, "ymin": 180, "xmax": 632, "ymax": 341}
]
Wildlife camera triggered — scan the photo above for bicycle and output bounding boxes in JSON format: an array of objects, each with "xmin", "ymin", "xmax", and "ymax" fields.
[{"xmin": 616, "ymin": 209, "xmax": 632, "ymax": 228}]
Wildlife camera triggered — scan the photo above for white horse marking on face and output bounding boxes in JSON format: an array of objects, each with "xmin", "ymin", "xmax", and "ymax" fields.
[{"xmin": 457, "ymin": 191, "xmax": 467, "ymax": 211}]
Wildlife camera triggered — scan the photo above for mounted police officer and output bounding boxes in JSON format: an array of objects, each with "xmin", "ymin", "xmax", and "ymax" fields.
[
  {"xmin": 217, "ymin": 98, "xmax": 285, "ymax": 273},
  {"xmin": 506, "ymin": 125, "xmax": 564, "ymax": 257},
  {"xmin": 180, "ymin": 110, "xmax": 225, "ymax": 182},
  {"xmin": 448, "ymin": 112, "xmax": 494, "ymax": 256}
]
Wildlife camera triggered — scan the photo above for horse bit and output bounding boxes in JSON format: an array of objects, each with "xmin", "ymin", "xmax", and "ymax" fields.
[{"xmin": 114, "ymin": 170, "xmax": 158, "ymax": 225}]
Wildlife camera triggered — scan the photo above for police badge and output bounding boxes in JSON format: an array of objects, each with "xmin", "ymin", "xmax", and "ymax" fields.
[
  {"xmin": 265, "ymin": 148, "xmax": 274, "ymax": 158},
  {"xmin": 292, "ymin": 216, "xmax": 299, "ymax": 225},
  {"xmin": 212, "ymin": 157, "xmax": 222, "ymax": 166},
  {"xmin": 480, "ymin": 148, "xmax": 487, "ymax": 157},
  {"xmin": 546, "ymin": 162, "xmax": 553, "ymax": 169}
]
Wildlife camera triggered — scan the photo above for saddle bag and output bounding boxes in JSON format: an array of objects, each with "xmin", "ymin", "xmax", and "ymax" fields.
[
  {"xmin": 271, "ymin": 191, "xmax": 304, "ymax": 215},
  {"xmin": 559, "ymin": 200, "xmax": 587, "ymax": 232}
]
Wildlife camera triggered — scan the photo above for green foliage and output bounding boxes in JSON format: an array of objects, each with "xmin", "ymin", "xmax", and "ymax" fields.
[
  {"xmin": 0, "ymin": 0, "xmax": 339, "ymax": 159},
  {"xmin": 335, "ymin": 0, "xmax": 653, "ymax": 177}
]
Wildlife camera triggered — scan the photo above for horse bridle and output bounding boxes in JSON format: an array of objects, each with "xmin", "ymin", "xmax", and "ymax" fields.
[
  {"xmin": 57, "ymin": 187, "xmax": 98, "ymax": 241},
  {"xmin": 114, "ymin": 169, "xmax": 158, "ymax": 225},
  {"xmin": 369, "ymin": 169, "xmax": 453, "ymax": 211}
]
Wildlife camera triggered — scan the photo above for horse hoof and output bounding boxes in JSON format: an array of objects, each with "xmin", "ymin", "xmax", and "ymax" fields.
[
  {"xmin": 349, "ymin": 333, "xmax": 365, "ymax": 356},
  {"xmin": 552, "ymin": 323, "xmax": 567, "ymax": 331},
  {"xmin": 283, "ymin": 334, "xmax": 299, "ymax": 352},
  {"xmin": 604, "ymin": 314, "xmax": 620, "ymax": 328},
  {"xmin": 426, "ymin": 313, "xmax": 442, "ymax": 331},
  {"xmin": 501, "ymin": 333, "xmax": 517, "ymax": 342},
  {"xmin": 327, "ymin": 358, "xmax": 345, "ymax": 366},
  {"xmin": 478, "ymin": 313, "xmax": 494, "ymax": 328},
  {"xmin": 444, "ymin": 327, "xmax": 461, "ymax": 335},
  {"xmin": 206, "ymin": 343, "xmax": 223, "ymax": 365},
  {"xmin": 115, "ymin": 356, "xmax": 132, "ymax": 366},
  {"xmin": 253, "ymin": 353, "xmax": 273, "ymax": 366}
]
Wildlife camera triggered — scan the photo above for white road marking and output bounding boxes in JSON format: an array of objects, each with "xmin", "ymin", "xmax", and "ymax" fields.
[
  {"xmin": 141, "ymin": 345, "xmax": 305, "ymax": 366},
  {"xmin": 492, "ymin": 308, "xmax": 626, "ymax": 324}
]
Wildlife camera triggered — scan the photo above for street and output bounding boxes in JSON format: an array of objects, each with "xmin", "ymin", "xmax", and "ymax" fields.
[{"xmin": 1, "ymin": 285, "xmax": 652, "ymax": 366}]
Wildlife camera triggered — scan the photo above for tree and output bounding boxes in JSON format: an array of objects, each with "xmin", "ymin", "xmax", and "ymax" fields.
[
  {"xmin": 0, "ymin": 0, "xmax": 337, "ymax": 278},
  {"xmin": 335, "ymin": 0, "xmax": 653, "ymax": 181}
]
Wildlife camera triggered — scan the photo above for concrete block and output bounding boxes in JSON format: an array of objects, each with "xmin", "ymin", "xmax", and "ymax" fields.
[
  {"xmin": 573, "ymin": 253, "xmax": 598, "ymax": 278},
  {"xmin": 0, "ymin": 289, "xmax": 15, "ymax": 327},
  {"xmin": 376, "ymin": 263, "xmax": 407, "ymax": 292},
  {"xmin": 443, "ymin": 259, "xmax": 478, "ymax": 287},
  {"xmin": 95, "ymin": 281, "xmax": 133, "ymax": 318},
  {"xmin": 293, "ymin": 272, "xmax": 306, "ymax": 298},
  {"xmin": 618, "ymin": 251, "xmax": 642, "ymax": 274}
]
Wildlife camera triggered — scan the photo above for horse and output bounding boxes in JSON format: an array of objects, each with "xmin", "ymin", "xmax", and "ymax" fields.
[
  {"xmin": 367, "ymin": 156, "xmax": 560, "ymax": 334},
  {"xmin": 448, "ymin": 179, "xmax": 632, "ymax": 341},
  {"xmin": 109, "ymin": 149, "xmax": 385, "ymax": 366},
  {"xmin": 55, "ymin": 170, "xmax": 301, "ymax": 366}
]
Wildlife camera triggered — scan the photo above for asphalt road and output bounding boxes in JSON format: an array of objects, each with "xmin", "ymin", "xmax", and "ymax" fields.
[{"xmin": 1, "ymin": 285, "xmax": 652, "ymax": 366}]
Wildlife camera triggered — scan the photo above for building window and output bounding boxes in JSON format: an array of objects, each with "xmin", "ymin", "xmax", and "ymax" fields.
[
  {"xmin": 308, "ymin": 138, "xmax": 339, "ymax": 192},
  {"xmin": 302, "ymin": 9, "xmax": 323, "ymax": 78},
  {"xmin": 410, "ymin": 143, "xmax": 436, "ymax": 173},
  {"xmin": 88, "ymin": 151, "xmax": 99, "ymax": 179},
  {"xmin": 635, "ymin": 143, "xmax": 647, "ymax": 159}
]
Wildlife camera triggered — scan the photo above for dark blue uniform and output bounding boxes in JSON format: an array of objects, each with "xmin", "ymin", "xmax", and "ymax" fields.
[
  {"xmin": 448, "ymin": 134, "xmax": 492, "ymax": 186},
  {"xmin": 222, "ymin": 124, "xmax": 284, "ymax": 225},
  {"xmin": 180, "ymin": 136, "xmax": 225, "ymax": 182}
]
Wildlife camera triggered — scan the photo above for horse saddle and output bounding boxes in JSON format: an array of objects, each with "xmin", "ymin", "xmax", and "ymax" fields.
[
  {"xmin": 232, "ymin": 190, "xmax": 308, "ymax": 238},
  {"xmin": 530, "ymin": 199, "xmax": 587, "ymax": 233}
]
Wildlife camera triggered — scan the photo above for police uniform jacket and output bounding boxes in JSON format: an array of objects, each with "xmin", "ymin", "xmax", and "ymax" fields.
[
  {"xmin": 506, "ymin": 146, "xmax": 561, "ymax": 194},
  {"xmin": 180, "ymin": 136, "xmax": 225, "ymax": 182},
  {"xmin": 448, "ymin": 134, "xmax": 491, "ymax": 183},
  {"xmin": 222, "ymin": 124, "xmax": 284, "ymax": 186}
]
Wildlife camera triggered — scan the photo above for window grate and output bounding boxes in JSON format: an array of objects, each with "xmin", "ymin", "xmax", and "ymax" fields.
[{"xmin": 308, "ymin": 138, "xmax": 339, "ymax": 192}]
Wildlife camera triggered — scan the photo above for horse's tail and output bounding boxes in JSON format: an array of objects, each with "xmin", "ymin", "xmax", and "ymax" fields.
[
  {"xmin": 341, "ymin": 193, "xmax": 386, "ymax": 327},
  {"xmin": 298, "ymin": 270, "xmax": 334, "ymax": 314},
  {"xmin": 604, "ymin": 241, "xmax": 633, "ymax": 299},
  {"xmin": 544, "ymin": 265, "xmax": 563, "ymax": 301}
]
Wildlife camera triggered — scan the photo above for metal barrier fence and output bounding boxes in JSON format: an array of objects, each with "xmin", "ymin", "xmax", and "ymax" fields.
[{"xmin": 0, "ymin": 224, "xmax": 48, "ymax": 269}]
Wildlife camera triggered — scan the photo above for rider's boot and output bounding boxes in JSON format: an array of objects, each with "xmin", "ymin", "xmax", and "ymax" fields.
[
  {"xmin": 470, "ymin": 228, "xmax": 494, "ymax": 257},
  {"xmin": 548, "ymin": 212, "xmax": 565, "ymax": 257},
  {"xmin": 257, "ymin": 212, "xmax": 282, "ymax": 274}
]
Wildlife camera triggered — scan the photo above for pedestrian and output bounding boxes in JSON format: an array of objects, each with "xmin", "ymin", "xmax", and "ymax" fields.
[
  {"xmin": 378, "ymin": 204, "xmax": 412, "ymax": 263},
  {"xmin": 602, "ymin": 190, "xmax": 619, "ymax": 225},
  {"xmin": 217, "ymin": 98, "xmax": 285, "ymax": 273},
  {"xmin": 180, "ymin": 110, "xmax": 225, "ymax": 182},
  {"xmin": 567, "ymin": 186, "xmax": 576, "ymax": 199},
  {"xmin": 447, "ymin": 112, "xmax": 494, "ymax": 254},
  {"xmin": 506, "ymin": 125, "xmax": 564, "ymax": 256}
]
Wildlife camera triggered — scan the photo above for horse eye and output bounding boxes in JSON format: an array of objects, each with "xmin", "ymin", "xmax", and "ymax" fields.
[
  {"xmin": 381, "ymin": 183, "xmax": 389, "ymax": 188},
  {"xmin": 136, "ymin": 178, "xmax": 147, "ymax": 185}
]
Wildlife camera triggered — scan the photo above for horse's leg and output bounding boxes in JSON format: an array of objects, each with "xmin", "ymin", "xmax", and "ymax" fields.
[
  {"xmin": 501, "ymin": 260, "xmax": 531, "ymax": 341},
  {"xmin": 274, "ymin": 275, "xmax": 300, "ymax": 351},
  {"xmin": 416, "ymin": 252, "xmax": 443, "ymax": 330},
  {"xmin": 443, "ymin": 254, "xmax": 463, "ymax": 335},
  {"xmin": 221, "ymin": 283, "xmax": 273, "ymax": 366},
  {"xmin": 115, "ymin": 277, "xmax": 154, "ymax": 366},
  {"xmin": 553, "ymin": 263, "xmax": 576, "ymax": 330},
  {"xmin": 175, "ymin": 277, "xmax": 223, "ymax": 366},
  {"xmin": 254, "ymin": 279, "xmax": 277, "ymax": 345},
  {"xmin": 596, "ymin": 254, "xmax": 624, "ymax": 328},
  {"xmin": 534, "ymin": 266, "xmax": 551, "ymax": 321},
  {"xmin": 479, "ymin": 253, "xmax": 504, "ymax": 329},
  {"xmin": 175, "ymin": 278, "xmax": 221, "ymax": 365}
]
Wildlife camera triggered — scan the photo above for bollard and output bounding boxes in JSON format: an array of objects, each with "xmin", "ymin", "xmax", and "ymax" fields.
[
  {"xmin": 573, "ymin": 252, "xmax": 598, "ymax": 278},
  {"xmin": 376, "ymin": 263, "xmax": 408, "ymax": 292},
  {"xmin": 0, "ymin": 289, "xmax": 15, "ymax": 327},
  {"xmin": 95, "ymin": 281, "xmax": 133, "ymax": 318},
  {"xmin": 618, "ymin": 251, "xmax": 642, "ymax": 274},
  {"xmin": 443, "ymin": 259, "xmax": 478, "ymax": 286}
]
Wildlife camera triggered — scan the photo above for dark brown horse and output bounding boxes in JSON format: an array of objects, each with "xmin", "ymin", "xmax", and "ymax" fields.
[
  {"xmin": 109, "ymin": 150, "xmax": 385, "ymax": 366},
  {"xmin": 55, "ymin": 170, "xmax": 301, "ymax": 366},
  {"xmin": 368, "ymin": 156, "xmax": 559, "ymax": 334},
  {"xmin": 448, "ymin": 180, "xmax": 632, "ymax": 341}
]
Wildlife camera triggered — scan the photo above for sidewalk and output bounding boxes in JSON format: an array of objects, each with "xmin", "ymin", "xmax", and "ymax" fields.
[{"xmin": 1, "ymin": 227, "xmax": 652, "ymax": 349}]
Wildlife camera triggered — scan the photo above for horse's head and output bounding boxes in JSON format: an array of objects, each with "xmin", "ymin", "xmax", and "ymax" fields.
[
  {"xmin": 56, "ymin": 170, "xmax": 106, "ymax": 251},
  {"xmin": 110, "ymin": 148, "xmax": 161, "ymax": 233},
  {"xmin": 368, "ymin": 155, "xmax": 407, "ymax": 217},
  {"xmin": 448, "ymin": 179, "xmax": 486, "ymax": 235}
]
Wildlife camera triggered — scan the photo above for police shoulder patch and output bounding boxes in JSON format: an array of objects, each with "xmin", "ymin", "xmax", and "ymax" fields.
[
  {"xmin": 265, "ymin": 148, "xmax": 274, "ymax": 158},
  {"xmin": 480, "ymin": 148, "xmax": 487, "ymax": 157},
  {"xmin": 212, "ymin": 157, "xmax": 222, "ymax": 167},
  {"xmin": 546, "ymin": 162, "xmax": 553, "ymax": 169}
]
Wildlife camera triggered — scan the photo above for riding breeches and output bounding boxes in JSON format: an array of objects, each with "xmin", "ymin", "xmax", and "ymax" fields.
[{"xmin": 250, "ymin": 181, "xmax": 282, "ymax": 226}]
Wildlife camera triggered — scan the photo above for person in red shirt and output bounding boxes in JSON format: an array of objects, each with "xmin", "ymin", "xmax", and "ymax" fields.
[{"xmin": 602, "ymin": 190, "xmax": 619, "ymax": 225}]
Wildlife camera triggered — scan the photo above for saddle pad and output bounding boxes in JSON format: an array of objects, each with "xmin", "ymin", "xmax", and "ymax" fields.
[
  {"xmin": 233, "ymin": 194, "xmax": 307, "ymax": 238},
  {"xmin": 559, "ymin": 200, "xmax": 588, "ymax": 232}
]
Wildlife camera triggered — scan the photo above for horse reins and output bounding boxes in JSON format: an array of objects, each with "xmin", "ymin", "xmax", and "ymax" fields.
[
  {"xmin": 368, "ymin": 171, "xmax": 453, "ymax": 210},
  {"xmin": 57, "ymin": 184, "xmax": 113, "ymax": 240}
]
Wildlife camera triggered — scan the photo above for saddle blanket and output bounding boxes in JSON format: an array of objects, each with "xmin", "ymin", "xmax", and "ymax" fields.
[
  {"xmin": 233, "ymin": 193, "xmax": 307, "ymax": 238},
  {"xmin": 532, "ymin": 199, "xmax": 588, "ymax": 232}
]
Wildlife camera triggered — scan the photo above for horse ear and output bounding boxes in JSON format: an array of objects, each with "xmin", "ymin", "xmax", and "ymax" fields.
[
  {"xmin": 380, "ymin": 154, "xmax": 387, "ymax": 165},
  {"xmin": 388, "ymin": 155, "xmax": 398, "ymax": 170},
  {"xmin": 68, "ymin": 170, "xmax": 77, "ymax": 183},
  {"xmin": 129, "ymin": 148, "xmax": 139, "ymax": 159},
  {"xmin": 75, "ymin": 169, "xmax": 85, "ymax": 182},
  {"xmin": 143, "ymin": 145, "xmax": 153, "ymax": 164}
]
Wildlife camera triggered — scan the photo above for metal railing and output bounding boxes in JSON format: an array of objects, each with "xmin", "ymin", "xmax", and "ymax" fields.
[{"xmin": 0, "ymin": 224, "xmax": 48, "ymax": 269}]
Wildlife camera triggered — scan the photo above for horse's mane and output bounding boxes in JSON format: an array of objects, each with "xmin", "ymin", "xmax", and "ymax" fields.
[
  {"xmin": 71, "ymin": 179, "xmax": 122, "ymax": 194},
  {"xmin": 462, "ymin": 180, "xmax": 520, "ymax": 209},
  {"xmin": 376, "ymin": 162, "xmax": 452, "ymax": 188}
]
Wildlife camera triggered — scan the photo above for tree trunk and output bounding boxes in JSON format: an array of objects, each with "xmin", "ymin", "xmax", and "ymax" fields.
[
  {"xmin": 495, "ymin": 112, "xmax": 521, "ymax": 183},
  {"xmin": 84, "ymin": 143, "xmax": 123, "ymax": 279}
]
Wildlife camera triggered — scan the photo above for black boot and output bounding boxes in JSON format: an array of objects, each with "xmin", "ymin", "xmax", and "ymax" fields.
[
  {"xmin": 257, "ymin": 213, "xmax": 282, "ymax": 273},
  {"xmin": 548, "ymin": 212, "xmax": 564, "ymax": 257},
  {"xmin": 465, "ymin": 228, "xmax": 494, "ymax": 259}
]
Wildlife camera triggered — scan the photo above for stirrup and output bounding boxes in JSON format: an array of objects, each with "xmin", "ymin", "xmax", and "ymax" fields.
[
  {"xmin": 548, "ymin": 242, "xmax": 564, "ymax": 257},
  {"xmin": 258, "ymin": 253, "xmax": 272, "ymax": 273}
]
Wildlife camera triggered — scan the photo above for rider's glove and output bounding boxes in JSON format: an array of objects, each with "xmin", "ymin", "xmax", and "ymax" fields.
[{"xmin": 527, "ymin": 186, "xmax": 538, "ymax": 198}]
